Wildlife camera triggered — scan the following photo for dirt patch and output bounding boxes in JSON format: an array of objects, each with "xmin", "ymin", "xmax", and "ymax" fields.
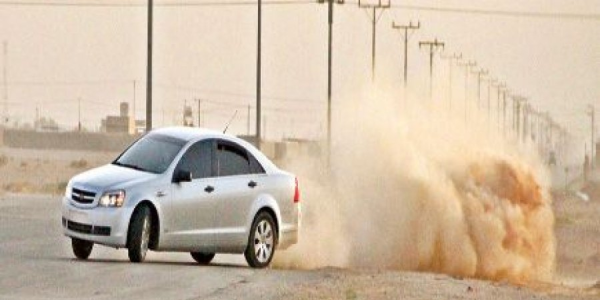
[{"xmin": 69, "ymin": 159, "xmax": 88, "ymax": 169}]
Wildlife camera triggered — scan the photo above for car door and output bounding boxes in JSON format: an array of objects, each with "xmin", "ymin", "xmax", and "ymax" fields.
[
  {"xmin": 166, "ymin": 139, "xmax": 219, "ymax": 251},
  {"xmin": 213, "ymin": 140, "xmax": 263, "ymax": 252}
]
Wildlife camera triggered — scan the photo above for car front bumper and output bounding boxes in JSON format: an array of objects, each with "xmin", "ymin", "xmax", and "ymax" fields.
[{"xmin": 61, "ymin": 197, "xmax": 133, "ymax": 248}]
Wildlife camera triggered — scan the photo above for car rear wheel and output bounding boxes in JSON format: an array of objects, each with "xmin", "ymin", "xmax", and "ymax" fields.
[
  {"xmin": 190, "ymin": 252, "xmax": 215, "ymax": 265},
  {"xmin": 72, "ymin": 238, "xmax": 93, "ymax": 260},
  {"xmin": 244, "ymin": 212, "xmax": 277, "ymax": 268},
  {"xmin": 127, "ymin": 206, "xmax": 152, "ymax": 263}
]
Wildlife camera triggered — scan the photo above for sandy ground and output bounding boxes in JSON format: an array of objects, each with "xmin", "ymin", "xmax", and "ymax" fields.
[
  {"xmin": 0, "ymin": 148, "xmax": 118, "ymax": 194},
  {"xmin": 0, "ymin": 147, "xmax": 599, "ymax": 299}
]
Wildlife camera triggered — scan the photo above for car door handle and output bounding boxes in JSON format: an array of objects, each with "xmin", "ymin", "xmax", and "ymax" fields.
[
  {"xmin": 204, "ymin": 185, "xmax": 215, "ymax": 193},
  {"xmin": 248, "ymin": 181, "xmax": 258, "ymax": 188}
]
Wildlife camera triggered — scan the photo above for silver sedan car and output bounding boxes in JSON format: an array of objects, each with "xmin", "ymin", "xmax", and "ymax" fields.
[{"xmin": 61, "ymin": 127, "xmax": 300, "ymax": 268}]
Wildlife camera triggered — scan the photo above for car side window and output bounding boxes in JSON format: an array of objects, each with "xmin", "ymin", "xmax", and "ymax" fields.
[
  {"xmin": 176, "ymin": 140, "xmax": 213, "ymax": 179},
  {"xmin": 248, "ymin": 152, "xmax": 266, "ymax": 174},
  {"xmin": 217, "ymin": 142, "xmax": 250, "ymax": 177}
]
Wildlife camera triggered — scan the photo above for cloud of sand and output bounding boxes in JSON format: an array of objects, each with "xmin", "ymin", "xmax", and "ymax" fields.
[{"xmin": 273, "ymin": 86, "xmax": 556, "ymax": 283}]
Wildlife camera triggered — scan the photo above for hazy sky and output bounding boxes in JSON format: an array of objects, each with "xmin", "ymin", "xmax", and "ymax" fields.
[{"xmin": 0, "ymin": 0, "xmax": 598, "ymax": 141}]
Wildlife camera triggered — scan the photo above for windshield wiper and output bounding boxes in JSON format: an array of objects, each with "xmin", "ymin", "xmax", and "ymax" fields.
[{"xmin": 113, "ymin": 161, "xmax": 148, "ymax": 172}]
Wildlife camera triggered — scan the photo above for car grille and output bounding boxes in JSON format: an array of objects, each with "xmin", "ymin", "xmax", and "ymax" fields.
[
  {"xmin": 71, "ymin": 188, "xmax": 96, "ymax": 204},
  {"xmin": 63, "ymin": 218, "xmax": 111, "ymax": 236}
]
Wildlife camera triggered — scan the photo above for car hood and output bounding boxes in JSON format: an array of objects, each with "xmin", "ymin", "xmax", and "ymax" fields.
[{"xmin": 70, "ymin": 164, "xmax": 159, "ymax": 192}]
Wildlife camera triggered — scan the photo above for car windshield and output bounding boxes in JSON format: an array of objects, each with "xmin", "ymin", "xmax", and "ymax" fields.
[{"xmin": 113, "ymin": 134, "xmax": 186, "ymax": 174}]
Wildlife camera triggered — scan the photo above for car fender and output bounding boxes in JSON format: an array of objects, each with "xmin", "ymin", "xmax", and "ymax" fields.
[
  {"xmin": 245, "ymin": 193, "xmax": 282, "ymax": 240},
  {"xmin": 125, "ymin": 187, "xmax": 166, "ymax": 233}
]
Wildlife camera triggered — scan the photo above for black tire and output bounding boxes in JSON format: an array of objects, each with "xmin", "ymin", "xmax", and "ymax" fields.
[
  {"xmin": 244, "ymin": 212, "xmax": 277, "ymax": 268},
  {"xmin": 190, "ymin": 252, "xmax": 215, "ymax": 265},
  {"xmin": 127, "ymin": 205, "xmax": 152, "ymax": 263},
  {"xmin": 72, "ymin": 238, "xmax": 93, "ymax": 260}
]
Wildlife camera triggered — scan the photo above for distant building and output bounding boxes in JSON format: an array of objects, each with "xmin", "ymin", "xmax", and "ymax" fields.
[
  {"xmin": 135, "ymin": 120, "xmax": 146, "ymax": 134},
  {"xmin": 100, "ymin": 102, "xmax": 134, "ymax": 134}
]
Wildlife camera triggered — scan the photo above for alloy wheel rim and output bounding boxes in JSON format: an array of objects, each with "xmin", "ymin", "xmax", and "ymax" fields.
[
  {"xmin": 141, "ymin": 216, "xmax": 150, "ymax": 255},
  {"xmin": 254, "ymin": 220, "xmax": 273, "ymax": 264}
]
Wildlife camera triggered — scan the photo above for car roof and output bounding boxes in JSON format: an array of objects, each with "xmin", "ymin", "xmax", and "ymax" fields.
[{"xmin": 150, "ymin": 126, "xmax": 222, "ymax": 142}]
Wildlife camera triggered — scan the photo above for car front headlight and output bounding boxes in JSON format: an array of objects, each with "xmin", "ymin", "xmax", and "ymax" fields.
[
  {"xmin": 98, "ymin": 190, "xmax": 126, "ymax": 207},
  {"xmin": 64, "ymin": 181, "xmax": 73, "ymax": 198}
]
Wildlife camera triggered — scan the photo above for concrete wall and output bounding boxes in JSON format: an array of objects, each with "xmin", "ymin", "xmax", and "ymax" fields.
[
  {"xmin": 1, "ymin": 129, "xmax": 138, "ymax": 152},
  {"xmin": 0, "ymin": 129, "xmax": 322, "ymax": 162}
]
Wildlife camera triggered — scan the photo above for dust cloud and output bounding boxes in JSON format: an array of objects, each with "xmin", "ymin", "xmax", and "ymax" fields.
[{"xmin": 273, "ymin": 85, "xmax": 556, "ymax": 283}]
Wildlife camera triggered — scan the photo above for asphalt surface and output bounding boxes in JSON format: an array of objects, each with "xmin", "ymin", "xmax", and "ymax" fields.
[
  {"xmin": 0, "ymin": 194, "xmax": 315, "ymax": 299},
  {"xmin": 0, "ymin": 194, "xmax": 597, "ymax": 300}
]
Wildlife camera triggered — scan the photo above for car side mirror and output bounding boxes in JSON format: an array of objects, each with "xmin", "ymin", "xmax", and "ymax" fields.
[{"xmin": 173, "ymin": 170, "xmax": 192, "ymax": 183}]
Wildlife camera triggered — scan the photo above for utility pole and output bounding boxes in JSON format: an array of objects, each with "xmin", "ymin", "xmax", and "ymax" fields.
[
  {"xmin": 440, "ymin": 53, "xmax": 461, "ymax": 111},
  {"xmin": 588, "ymin": 104, "xmax": 596, "ymax": 167},
  {"xmin": 2, "ymin": 41, "xmax": 8, "ymax": 127},
  {"xmin": 486, "ymin": 78, "xmax": 497, "ymax": 125},
  {"xmin": 78, "ymin": 98, "xmax": 82, "ymax": 132},
  {"xmin": 391, "ymin": 21, "xmax": 420, "ymax": 88},
  {"xmin": 145, "ymin": 0, "xmax": 153, "ymax": 132},
  {"xmin": 195, "ymin": 99, "xmax": 202, "ymax": 127},
  {"xmin": 35, "ymin": 106, "xmax": 39, "ymax": 131},
  {"xmin": 318, "ymin": 0, "xmax": 343, "ymax": 162},
  {"xmin": 458, "ymin": 60, "xmax": 476, "ymax": 122},
  {"xmin": 256, "ymin": 0, "xmax": 262, "ymax": 149},
  {"xmin": 471, "ymin": 68, "xmax": 488, "ymax": 110},
  {"xmin": 132, "ymin": 80, "xmax": 136, "ymax": 122},
  {"xmin": 262, "ymin": 116, "xmax": 267, "ymax": 141},
  {"xmin": 358, "ymin": 0, "xmax": 390, "ymax": 82},
  {"xmin": 419, "ymin": 38, "xmax": 445, "ymax": 102},
  {"xmin": 247, "ymin": 105, "xmax": 251, "ymax": 136},
  {"xmin": 522, "ymin": 103, "xmax": 529, "ymax": 144},
  {"xmin": 494, "ymin": 82, "xmax": 506, "ymax": 131},
  {"xmin": 543, "ymin": 112, "xmax": 551, "ymax": 155},
  {"xmin": 502, "ymin": 88, "xmax": 509, "ymax": 136},
  {"xmin": 513, "ymin": 96, "xmax": 527, "ymax": 141}
]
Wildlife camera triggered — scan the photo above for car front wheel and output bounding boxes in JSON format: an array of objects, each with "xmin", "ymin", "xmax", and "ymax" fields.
[
  {"xmin": 72, "ymin": 238, "xmax": 93, "ymax": 259},
  {"xmin": 244, "ymin": 212, "xmax": 277, "ymax": 268},
  {"xmin": 127, "ymin": 206, "xmax": 152, "ymax": 263}
]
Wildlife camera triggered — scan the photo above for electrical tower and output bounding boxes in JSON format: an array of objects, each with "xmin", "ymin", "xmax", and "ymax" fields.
[
  {"xmin": 358, "ymin": 0, "xmax": 390, "ymax": 82},
  {"xmin": 391, "ymin": 21, "xmax": 420, "ymax": 88},
  {"xmin": 419, "ymin": 38, "xmax": 445, "ymax": 102},
  {"xmin": 440, "ymin": 53, "xmax": 461, "ymax": 111}
]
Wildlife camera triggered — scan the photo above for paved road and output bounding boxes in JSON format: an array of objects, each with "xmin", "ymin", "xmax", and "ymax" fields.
[
  {"xmin": 0, "ymin": 194, "xmax": 315, "ymax": 299},
  {"xmin": 0, "ymin": 194, "xmax": 597, "ymax": 300}
]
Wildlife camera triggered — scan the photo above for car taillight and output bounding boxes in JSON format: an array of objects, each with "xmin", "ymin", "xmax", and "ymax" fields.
[{"xmin": 293, "ymin": 177, "xmax": 300, "ymax": 203}]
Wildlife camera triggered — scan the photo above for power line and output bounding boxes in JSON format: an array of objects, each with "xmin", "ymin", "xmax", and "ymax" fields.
[
  {"xmin": 389, "ymin": 4, "xmax": 600, "ymax": 21},
  {"xmin": 1, "ymin": 0, "xmax": 598, "ymax": 22},
  {"xmin": 0, "ymin": 0, "xmax": 314, "ymax": 7},
  {"xmin": 3, "ymin": 80, "xmax": 323, "ymax": 105}
]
